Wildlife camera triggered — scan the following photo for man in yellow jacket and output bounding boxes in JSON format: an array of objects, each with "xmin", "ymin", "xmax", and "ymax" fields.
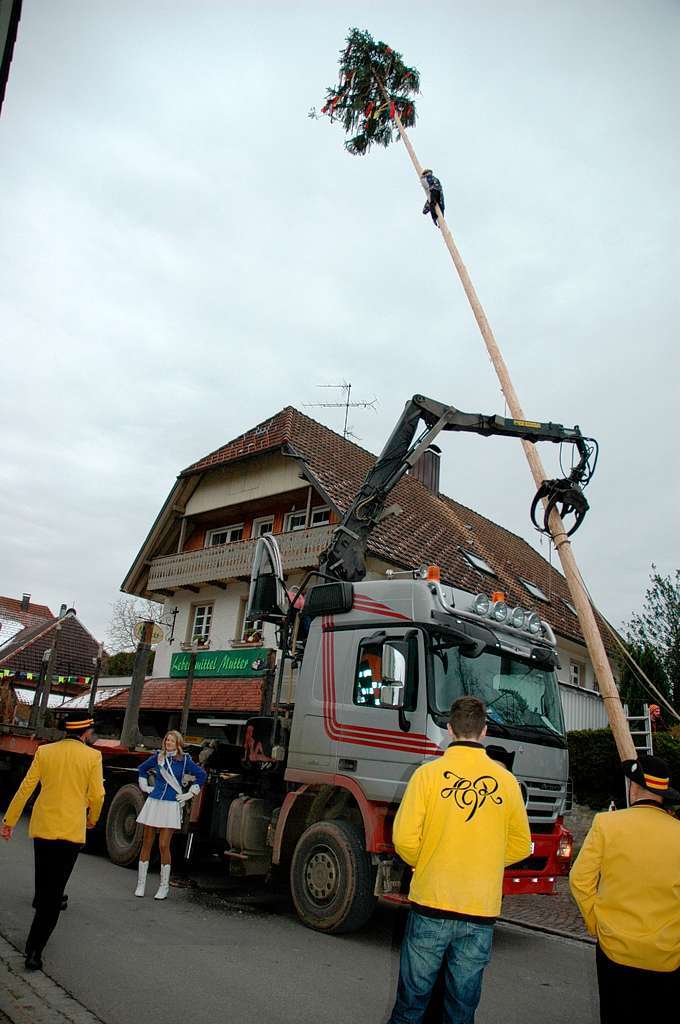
[
  {"xmin": 1, "ymin": 713, "xmax": 105, "ymax": 971},
  {"xmin": 387, "ymin": 696, "xmax": 531, "ymax": 1024},
  {"xmin": 570, "ymin": 754, "xmax": 680, "ymax": 1021}
]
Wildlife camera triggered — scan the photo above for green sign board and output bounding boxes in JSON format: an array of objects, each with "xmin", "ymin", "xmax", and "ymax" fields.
[{"xmin": 170, "ymin": 648, "xmax": 270, "ymax": 679}]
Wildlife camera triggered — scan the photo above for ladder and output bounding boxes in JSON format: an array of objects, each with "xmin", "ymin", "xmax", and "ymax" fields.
[{"xmin": 623, "ymin": 703, "xmax": 653, "ymax": 756}]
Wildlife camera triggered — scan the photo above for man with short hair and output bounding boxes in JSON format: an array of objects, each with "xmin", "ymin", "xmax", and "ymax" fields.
[
  {"xmin": 387, "ymin": 696, "xmax": 531, "ymax": 1024},
  {"xmin": 1, "ymin": 713, "xmax": 105, "ymax": 971},
  {"xmin": 570, "ymin": 754, "xmax": 680, "ymax": 1020}
]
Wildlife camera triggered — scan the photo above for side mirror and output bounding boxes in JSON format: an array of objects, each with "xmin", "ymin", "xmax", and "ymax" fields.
[
  {"xmin": 380, "ymin": 683, "xmax": 405, "ymax": 709},
  {"xmin": 382, "ymin": 642, "xmax": 407, "ymax": 685}
]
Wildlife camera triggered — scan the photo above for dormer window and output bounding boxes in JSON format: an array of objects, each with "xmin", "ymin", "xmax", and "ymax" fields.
[
  {"xmin": 461, "ymin": 549, "xmax": 496, "ymax": 576},
  {"xmin": 207, "ymin": 524, "xmax": 244, "ymax": 547},
  {"xmin": 519, "ymin": 577, "xmax": 549, "ymax": 603}
]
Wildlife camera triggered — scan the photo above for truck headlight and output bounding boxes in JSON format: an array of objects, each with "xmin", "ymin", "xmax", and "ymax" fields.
[
  {"xmin": 472, "ymin": 593, "xmax": 490, "ymax": 616},
  {"xmin": 491, "ymin": 600, "xmax": 508, "ymax": 622},
  {"xmin": 510, "ymin": 607, "xmax": 525, "ymax": 628},
  {"xmin": 526, "ymin": 612, "xmax": 541, "ymax": 635}
]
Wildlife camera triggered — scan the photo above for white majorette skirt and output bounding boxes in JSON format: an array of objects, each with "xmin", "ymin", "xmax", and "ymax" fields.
[{"xmin": 136, "ymin": 797, "xmax": 182, "ymax": 830}]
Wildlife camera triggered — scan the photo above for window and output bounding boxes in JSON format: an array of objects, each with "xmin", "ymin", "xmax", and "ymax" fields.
[
  {"xmin": 561, "ymin": 598, "xmax": 577, "ymax": 616},
  {"xmin": 285, "ymin": 511, "xmax": 307, "ymax": 532},
  {"xmin": 190, "ymin": 604, "xmax": 213, "ymax": 643},
  {"xmin": 234, "ymin": 598, "xmax": 248, "ymax": 640},
  {"xmin": 353, "ymin": 636, "xmax": 418, "ymax": 711},
  {"xmin": 570, "ymin": 661, "xmax": 585, "ymax": 688},
  {"xmin": 207, "ymin": 524, "xmax": 244, "ymax": 547},
  {"xmin": 252, "ymin": 517, "xmax": 274, "ymax": 538},
  {"xmin": 461, "ymin": 549, "xmax": 496, "ymax": 576},
  {"xmin": 518, "ymin": 577, "xmax": 549, "ymax": 603},
  {"xmin": 310, "ymin": 507, "xmax": 330, "ymax": 527}
]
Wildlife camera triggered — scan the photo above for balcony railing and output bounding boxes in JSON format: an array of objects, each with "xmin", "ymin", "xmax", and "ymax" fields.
[{"xmin": 147, "ymin": 524, "xmax": 334, "ymax": 591}]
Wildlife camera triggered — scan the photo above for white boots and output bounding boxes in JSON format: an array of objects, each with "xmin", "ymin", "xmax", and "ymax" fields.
[
  {"xmin": 154, "ymin": 864, "xmax": 171, "ymax": 900},
  {"xmin": 134, "ymin": 861, "xmax": 171, "ymax": 900},
  {"xmin": 134, "ymin": 860, "xmax": 149, "ymax": 897}
]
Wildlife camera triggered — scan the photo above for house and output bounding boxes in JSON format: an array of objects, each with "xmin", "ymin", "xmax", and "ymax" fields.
[
  {"xmin": 119, "ymin": 406, "xmax": 617, "ymax": 736},
  {"xmin": 0, "ymin": 603, "xmax": 102, "ymax": 725}
]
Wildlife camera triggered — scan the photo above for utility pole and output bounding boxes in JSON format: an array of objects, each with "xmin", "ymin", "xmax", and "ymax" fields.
[
  {"xmin": 320, "ymin": 29, "xmax": 635, "ymax": 760},
  {"xmin": 120, "ymin": 621, "xmax": 154, "ymax": 749}
]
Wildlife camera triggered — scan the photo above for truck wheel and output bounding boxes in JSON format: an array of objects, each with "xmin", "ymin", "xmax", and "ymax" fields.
[
  {"xmin": 290, "ymin": 820, "xmax": 377, "ymax": 934},
  {"xmin": 105, "ymin": 784, "xmax": 144, "ymax": 867}
]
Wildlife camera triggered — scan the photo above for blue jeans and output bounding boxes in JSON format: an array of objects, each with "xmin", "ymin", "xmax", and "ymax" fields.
[{"xmin": 388, "ymin": 911, "xmax": 494, "ymax": 1024}]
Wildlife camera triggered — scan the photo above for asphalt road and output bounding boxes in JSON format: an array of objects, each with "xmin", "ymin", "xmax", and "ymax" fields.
[{"xmin": 0, "ymin": 822, "xmax": 599, "ymax": 1024}]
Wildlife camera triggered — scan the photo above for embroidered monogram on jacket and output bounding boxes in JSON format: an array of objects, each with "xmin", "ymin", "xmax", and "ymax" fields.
[{"xmin": 440, "ymin": 771, "xmax": 503, "ymax": 821}]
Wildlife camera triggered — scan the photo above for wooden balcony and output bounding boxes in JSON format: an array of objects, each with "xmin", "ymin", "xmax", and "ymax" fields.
[{"xmin": 147, "ymin": 525, "xmax": 334, "ymax": 592}]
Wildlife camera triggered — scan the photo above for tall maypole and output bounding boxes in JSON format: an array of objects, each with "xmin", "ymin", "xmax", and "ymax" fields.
[{"xmin": 317, "ymin": 28, "xmax": 635, "ymax": 761}]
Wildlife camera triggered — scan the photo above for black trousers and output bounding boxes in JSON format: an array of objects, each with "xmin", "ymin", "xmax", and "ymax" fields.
[
  {"xmin": 26, "ymin": 838, "xmax": 81, "ymax": 956},
  {"xmin": 596, "ymin": 944, "xmax": 680, "ymax": 1023}
]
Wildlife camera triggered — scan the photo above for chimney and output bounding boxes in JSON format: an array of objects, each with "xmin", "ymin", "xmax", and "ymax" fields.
[
  {"xmin": 409, "ymin": 445, "xmax": 441, "ymax": 495},
  {"xmin": 20, "ymin": 593, "xmax": 31, "ymax": 611},
  {"xmin": 59, "ymin": 603, "xmax": 67, "ymax": 617}
]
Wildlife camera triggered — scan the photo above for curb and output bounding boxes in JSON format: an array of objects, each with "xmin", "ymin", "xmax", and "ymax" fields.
[
  {"xmin": 499, "ymin": 916, "xmax": 595, "ymax": 945},
  {"xmin": 0, "ymin": 933, "xmax": 105, "ymax": 1024}
]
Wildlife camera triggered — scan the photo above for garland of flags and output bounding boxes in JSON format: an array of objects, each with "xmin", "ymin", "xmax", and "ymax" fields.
[{"xmin": 0, "ymin": 668, "xmax": 92, "ymax": 685}]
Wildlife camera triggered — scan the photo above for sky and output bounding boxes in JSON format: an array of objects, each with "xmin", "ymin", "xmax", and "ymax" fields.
[{"xmin": 1, "ymin": 1, "xmax": 678, "ymax": 647}]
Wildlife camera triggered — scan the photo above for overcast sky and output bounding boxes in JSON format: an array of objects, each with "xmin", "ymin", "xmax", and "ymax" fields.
[{"xmin": 1, "ymin": 1, "xmax": 677, "ymax": 646}]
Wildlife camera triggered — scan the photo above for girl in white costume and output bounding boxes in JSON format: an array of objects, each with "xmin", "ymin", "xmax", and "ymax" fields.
[{"xmin": 134, "ymin": 731, "xmax": 206, "ymax": 900}]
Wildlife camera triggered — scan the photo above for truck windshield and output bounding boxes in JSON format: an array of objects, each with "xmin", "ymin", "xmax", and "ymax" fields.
[{"xmin": 428, "ymin": 636, "xmax": 566, "ymax": 738}]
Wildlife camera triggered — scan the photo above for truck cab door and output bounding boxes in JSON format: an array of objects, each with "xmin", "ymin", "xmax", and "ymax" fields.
[{"xmin": 333, "ymin": 628, "xmax": 432, "ymax": 803}]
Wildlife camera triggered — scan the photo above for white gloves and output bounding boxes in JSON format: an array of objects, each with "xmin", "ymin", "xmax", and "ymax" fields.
[
  {"xmin": 138, "ymin": 777, "xmax": 153, "ymax": 794},
  {"xmin": 175, "ymin": 784, "xmax": 200, "ymax": 804}
]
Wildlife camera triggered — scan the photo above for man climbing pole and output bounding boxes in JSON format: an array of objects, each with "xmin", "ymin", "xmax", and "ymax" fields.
[{"xmin": 420, "ymin": 168, "xmax": 444, "ymax": 226}]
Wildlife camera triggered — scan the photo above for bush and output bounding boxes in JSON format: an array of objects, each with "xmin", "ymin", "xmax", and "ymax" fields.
[{"xmin": 567, "ymin": 728, "xmax": 680, "ymax": 810}]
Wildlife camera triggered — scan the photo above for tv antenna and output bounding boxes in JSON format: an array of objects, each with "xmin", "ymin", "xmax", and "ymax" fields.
[{"xmin": 304, "ymin": 382, "xmax": 377, "ymax": 440}]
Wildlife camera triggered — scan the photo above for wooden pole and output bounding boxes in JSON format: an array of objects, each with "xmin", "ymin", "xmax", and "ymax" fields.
[
  {"xmin": 120, "ymin": 621, "xmax": 154, "ymax": 749},
  {"xmin": 387, "ymin": 104, "xmax": 635, "ymax": 761},
  {"xmin": 88, "ymin": 644, "xmax": 103, "ymax": 716},
  {"xmin": 37, "ymin": 624, "xmax": 62, "ymax": 728},
  {"xmin": 179, "ymin": 651, "xmax": 197, "ymax": 737}
]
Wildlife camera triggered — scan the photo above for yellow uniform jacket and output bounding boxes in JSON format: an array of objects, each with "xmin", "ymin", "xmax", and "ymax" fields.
[
  {"xmin": 570, "ymin": 803, "xmax": 680, "ymax": 972},
  {"xmin": 392, "ymin": 742, "xmax": 532, "ymax": 919},
  {"xmin": 3, "ymin": 738, "xmax": 105, "ymax": 844}
]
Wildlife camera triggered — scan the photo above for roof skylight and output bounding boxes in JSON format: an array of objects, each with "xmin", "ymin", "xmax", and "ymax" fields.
[
  {"xmin": 518, "ymin": 577, "xmax": 549, "ymax": 603},
  {"xmin": 461, "ymin": 549, "xmax": 496, "ymax": 576},
  {"xmin": 562, "ymin": 598, "xmax": 577, "ymax": 616}
]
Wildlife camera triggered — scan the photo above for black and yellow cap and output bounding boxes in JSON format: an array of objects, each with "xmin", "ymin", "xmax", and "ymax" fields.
[
  {"xmin": 64, "ymin": 714, "xmax": 95, "ymax": 732},
  {"xmin": 623, "ymin": 754, "xmax": 679, "ymax": 804}
]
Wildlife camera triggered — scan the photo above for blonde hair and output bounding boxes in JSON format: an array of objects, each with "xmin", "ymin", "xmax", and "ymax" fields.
[{"xmin": 161, "ymin": 730, "xmax": 184, "ymax": 758}]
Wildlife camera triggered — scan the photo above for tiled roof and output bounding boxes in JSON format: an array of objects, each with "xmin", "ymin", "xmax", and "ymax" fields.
[
  {"xmin": 0, "ymin": 596, "xmax": 54, "ymax": 631},
  {"xmin": 97, "ymin": 678, "xmax": 264, "ymax": 713},
  {"xmin": 182, "ymin": 407, "xmax": 614, "ymax": 653},
  {"xmin": 0, "ymin": 616, "xmax": 101, "ymax": 676}
]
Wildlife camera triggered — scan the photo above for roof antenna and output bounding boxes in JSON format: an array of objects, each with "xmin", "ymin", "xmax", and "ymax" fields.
[{"xmin": 304, "ymin": 381, "xmax": 377, "ymax": 440}]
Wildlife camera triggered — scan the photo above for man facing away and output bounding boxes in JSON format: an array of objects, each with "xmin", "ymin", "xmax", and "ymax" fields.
[
  {"xmin": 1, "ymin": 713, "xmax": 105, "ymax": 970},
  {"xmin": 387, "ymin": 696, "xmax": 531, "ymax": 1024},
  {"xmin": 570, "ymin": 754, "xmax": 680, "ymax": 1020}
]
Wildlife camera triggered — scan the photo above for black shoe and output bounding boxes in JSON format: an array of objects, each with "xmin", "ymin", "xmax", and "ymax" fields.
[{"xmin": 25, "ymin": 951, "xmax": 43, "ymax": 971}]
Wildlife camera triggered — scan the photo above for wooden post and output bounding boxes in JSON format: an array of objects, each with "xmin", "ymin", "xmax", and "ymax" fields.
[
  {"xmin": 88, "ymin": 644, "xmax": 103, "ymax": 716},
  {"xmin": 36, "ymin": 624, "xmax": 63, "ymax": 728},
  {"xmin": 179, "ymin": 651, "xmax": 197, "ymax": 736},
  {"xmin": 386, "ymin": 104, "xmax": 635, "ymax": 761},
  {"xmin": 120, "ymin": 621, "xmax": 154, "ymax": 749},
  {"xmin": 28, "ymin": 654, "xmax": 49, "ymax": 730}
]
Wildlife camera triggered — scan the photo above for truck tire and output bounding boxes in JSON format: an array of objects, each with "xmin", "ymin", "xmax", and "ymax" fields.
[
  {"xmin": 105, "ymin": 784, "xmax": 144, "ymax": 867},
  {"xmin": 290, "ymin": 820, "xmax": 377, "ymax": 934}
]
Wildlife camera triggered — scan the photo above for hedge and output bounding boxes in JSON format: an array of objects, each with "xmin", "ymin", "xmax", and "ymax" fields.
[{"xmin": 567, "ymin": 728, "xmax": 680, "ymax": 811}]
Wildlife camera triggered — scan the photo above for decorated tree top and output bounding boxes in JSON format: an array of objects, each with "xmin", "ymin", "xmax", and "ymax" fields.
[{"xmin": 318, "ymin": 28, "xmax": 420, "ymax": 156}]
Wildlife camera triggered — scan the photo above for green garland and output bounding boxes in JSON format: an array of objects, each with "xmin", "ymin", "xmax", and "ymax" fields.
[{"xmin": 317, "ymin": 28, "xmax": 420, "ymax": 156}]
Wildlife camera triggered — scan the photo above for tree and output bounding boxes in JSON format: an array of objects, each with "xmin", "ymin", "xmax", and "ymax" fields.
[
  {"xmin": 626, "ymin": 566, "xmax": 680, "ymax": 711},
  {"xmin": 618, "ymin": 641, "xmax": 669, "ymax": 717},
  {"xmin": 107, "ymin": 597, "xmax": 164, "ymax": 653}
]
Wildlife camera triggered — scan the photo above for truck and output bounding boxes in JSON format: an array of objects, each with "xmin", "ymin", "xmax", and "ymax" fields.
[{"xmin": 0, "ymin": 395, "xmax": 597, "ymax": 934}]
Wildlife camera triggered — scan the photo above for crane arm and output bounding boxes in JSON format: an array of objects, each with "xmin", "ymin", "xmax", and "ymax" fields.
[{"xmin": 319, "ymin": 394, "xmax": 597, "ymax": 582}]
